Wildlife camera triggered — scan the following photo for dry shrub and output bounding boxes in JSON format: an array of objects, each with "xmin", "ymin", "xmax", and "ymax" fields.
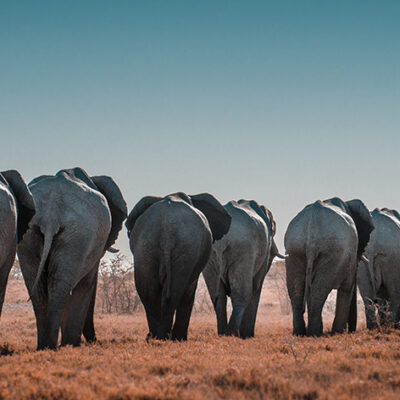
[
  {"xmin": 97, "ymin": 254, "xmax": 143, "ymax": 314},
  {"xmin": 266, "ymin": 260, "xmax": 291, "ymax": 315},
  {"xmin": 9, "ymin": 259, "xmax": 23, "ymax": 281},
  {"xmin": 193, "ymin": 275, "xmax": 213, "ymax": 314}
]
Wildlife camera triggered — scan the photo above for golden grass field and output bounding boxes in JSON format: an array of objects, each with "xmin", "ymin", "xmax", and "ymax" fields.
[{"xmin": 1, "ymin": 263, "xmax": 400, "ymax": 399}]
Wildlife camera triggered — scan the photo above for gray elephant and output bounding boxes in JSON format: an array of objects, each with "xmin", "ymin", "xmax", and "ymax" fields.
[
  {"xmin": 125, "ymin": 192, "xmax": 231, "ymax": 341},
  {"xmin": 18, "ymin": 167, "xmax": 127, "ymax": 350},
  {"xmin": 202, "ymin": 199, "xmax": 283, "ymax": 338},
  {"xmin": 285, "ymin": 198, "xmax": 374, "ymax": 336},
  {"xmin": 358, "ymin": 208, "xmax": 400, "ymax": 329},
  {"xmin": 0, "ymin": 170, "xmax": 35, "ymax": 316}
]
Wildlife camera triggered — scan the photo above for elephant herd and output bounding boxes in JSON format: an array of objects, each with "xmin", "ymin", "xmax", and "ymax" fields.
[{"xmin": 0, "ymin": 167, "xmax": 399, "ymax": 350}]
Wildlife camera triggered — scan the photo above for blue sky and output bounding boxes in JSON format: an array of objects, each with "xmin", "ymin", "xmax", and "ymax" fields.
[{"xmin": 1, "ymin": 1, "xmax": 399, "ymax": 254}]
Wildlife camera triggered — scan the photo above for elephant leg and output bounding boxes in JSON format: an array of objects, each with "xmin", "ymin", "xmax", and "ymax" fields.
[
  {"xmin": 214, "ymin": 283, "xmax": 228, "ymax": 335},
  {"xmin": 363, "ymin": 298, "xmax": 378, "ymax": 329},
  {"xmin": 0, "ymin": 249, "xmax": 16, "ymax": 317},
  {"xmin": 388, "ymin": 298, "xmax": 400, "ymax": 328},
  {"xmin": 286, "ymin": 254, "xmax": 306, "ymax": 336},
  {"xmin": 83, "ymin": 272, "xmax": 98, "ymax": 343},
  {"xmin": 171, "ymin": 280, "xmax": 198, "ymax": 341},
  {"xmin": 307, "ymin": 288, "xmax": 330, "ymax": 337},
  {"xmin": 62, "ymin": 267, "xmax": 98, "ymax": 347},
  {"xmin": 347, "ymin": 283, "xmax": 357, "ymax": 332},
  {"xmin": 134, "ymin": 255, "xmax": 163, "ymax": 339},
  {"xmin": 203, "ymin": 262, "xmax": 228, "ymax": 336},
  {"xmin": 239, "ymin": 283, "xmax": 263, "ymax": 339},
  {"xmin": 156, "ymin": 290, "xmax": 176, "ymax": 340},
  {"xmin": 332, "ymin": 285, "xmax": 355, "ymax": 334},
  {"xmin": 18, "ymin": 232, "xmax": 49, "ymax": 350},
  {"xmin": 227, "ymin": 260, "xmax": 253, "ymax": 337}
]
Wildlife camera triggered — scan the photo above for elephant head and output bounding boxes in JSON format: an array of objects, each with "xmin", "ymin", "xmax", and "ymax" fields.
[
  {"xmin": 126, "ymin": 192, "xmax": 231, "ymax": 242},
  {"xmin": 1, "ymin": 170, "xmax": 35, "ymax": 242},
  {"xmin": 345, "ymin": 199, "xmax": 374, "ymax": 258}
]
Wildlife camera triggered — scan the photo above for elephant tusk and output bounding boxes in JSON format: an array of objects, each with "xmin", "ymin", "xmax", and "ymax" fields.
[
  {"xmin": 361, "ymin": 255, "xmax": 369, "ymax": 263},
  {"xmin": 108, "ymin": 246, "xmax": 119, "ymax": 253}
]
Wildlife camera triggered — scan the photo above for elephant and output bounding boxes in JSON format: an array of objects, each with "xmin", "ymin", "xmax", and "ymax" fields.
[
  {"xmin": 358, "ymin": 208, "xmax": 400, "ymax": 329},
  {"xmin": 125, "ymin": 192, "xmax": 231, "ymax": 341},
  {"xmin": 0, "ymin": 170, "xmax": 35, "ymax": 316},
  {"xmin": 284, "ymin": 197, "xmax": 374, "ymax": 336},
  {"xmin": 202, "ymin": 199, "xmax": 283, "ymax": 338},
  {"xmin": 17, "ymin": 167, "xmax": 127, "ymax": 350}
]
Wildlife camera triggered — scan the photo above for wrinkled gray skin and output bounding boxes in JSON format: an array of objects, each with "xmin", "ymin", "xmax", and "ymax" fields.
[
  {"xmin": 126, "ymin": 192, "xmax": 231, "ymax": 341},
  {"xmin": 0, "ymin": 170, "xmax": 35, "ymax": 317},
  {"xmin": 18, "ymin": 167, "xmax": 127, "ymax": 350},
  {"xmin": 285, "ymin": 198, "xmax": 374, "ymax": 336},
  {"xmin": 203, "ymin": 199, "xmax": 282, "ymax": 338},
  {"xmin": 358, "ymin": 208, "xmax": 400, "ymax": 329}
]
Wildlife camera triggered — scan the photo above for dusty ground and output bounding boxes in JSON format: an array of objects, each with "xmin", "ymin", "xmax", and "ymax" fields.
[{"xmin": 0, "ymin": 263, "xmax": 399, "ymax": 399}]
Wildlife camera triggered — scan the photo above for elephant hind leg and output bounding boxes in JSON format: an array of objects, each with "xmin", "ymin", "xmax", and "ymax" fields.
[
  {"xmin": 286, "ymin": 253, "xmax": 307, "ymax": 336},
  {"xmin": 347, "ymin": 284, "xmax": 357, "ymax": 333},
  {"xmin": 0, "ymin": 250, "xmax": 16, "ymax": 317},
  {"xmin": 171, "ymin": 280, "xmax": 198, "ymax": 341},
  {"xmin": 332, "ymin": 286, "xmax": 354, "ymax": 334},
  {"xmin": 215, "ymin": 283, "xmax": 228, "ymax": 336},
  {"xmin": 307, "ymin": 287, "xmax": 331, "ymax": 337},
  {"xmin": 239, "ymin": 284, "xmax": 263, "ymax": 339},
  {"xmin": 83, "ymin": 273, "xmax": 98, "ymax": 343},
  {"xmin": 61, "ymin": 268, "xmax": 98, "ymax": 347},
  {"xmin": 144, "ymin": 297, "xmax": 161, "ymax": 339}
]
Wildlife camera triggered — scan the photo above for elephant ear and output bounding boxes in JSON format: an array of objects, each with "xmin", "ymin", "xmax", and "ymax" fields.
[
  {"xmin": 260, "ymin": 204, "xmax": 276, "ymax": 236},
  {"xmin": 125, "ymin": 196, "xmax": 163, "ymax": 237},
  {"xmin": 1, "ymin": 170, "xmax": 35, "ymax": 243},
  {"xmin": 346, "ymin": 199, "xmax": 374, "ymax": 258},
  {"xmin": 190, "ymin": 193, "xmax": 231, "ymax": 241},
  {"xmin": 91, "ymin": 175, "xmax": 128, "ymax": 251}
]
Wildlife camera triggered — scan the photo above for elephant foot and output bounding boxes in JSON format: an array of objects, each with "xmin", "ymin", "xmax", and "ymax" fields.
[
  {"xmin": 292, "ymin": 327, "xmax": 306, "ymax": 336},
  {"xmin": 171, "ymin": 335, "xmax": 187, "ymax": 342},
  {"xmin": 85, "ymin": 336, "xmax": 97, "ymax": 344}
]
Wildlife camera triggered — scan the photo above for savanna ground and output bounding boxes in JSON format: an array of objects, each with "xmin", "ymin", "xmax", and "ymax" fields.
[{"xmin": 1, "ymin": 260, "xmax": 400, "ymax": 399}]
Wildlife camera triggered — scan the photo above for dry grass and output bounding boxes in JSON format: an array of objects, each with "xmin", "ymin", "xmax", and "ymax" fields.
[{"xmin": 0, "ymin": 263, "xmax": 399, "ymax": 399}]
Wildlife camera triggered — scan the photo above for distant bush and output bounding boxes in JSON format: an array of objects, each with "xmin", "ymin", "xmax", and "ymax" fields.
[
  {"xmin": 193, "ymin": 276, "xmax": 214, "ymax": 314},
  {"xmin": 9, "ymin": 259, "xmax": 23, "ymax": 281},
  {"xmin": 267, "ymin": 260, "xmax": 291, "ymax": 315},
  {"xmin": 97, "ymin": 254, "xmax": 143, "ymax": 314}
]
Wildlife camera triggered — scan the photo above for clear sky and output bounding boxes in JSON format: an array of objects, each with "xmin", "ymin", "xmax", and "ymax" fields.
[{"xmin": 1, "ymin": 1, "xmax": 399, "ymax": 255}]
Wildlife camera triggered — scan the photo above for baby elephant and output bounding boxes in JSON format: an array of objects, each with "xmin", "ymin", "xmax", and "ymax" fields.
[{"xmin": 126, "ymin": 192, "xmax": 231, "ymax": 341}]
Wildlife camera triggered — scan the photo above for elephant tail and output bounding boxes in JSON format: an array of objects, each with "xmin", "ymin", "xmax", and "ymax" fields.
[
  {"xmin": 162, "ymin": 247, "xmax": 172, "ymax": 302},
  {"xmin": 303, "ymin": 250, "xmax": 315, "ymax": 312},
  {"xmin": 30, "ymin": 223, "xmax": 59, "ymax": 297}
]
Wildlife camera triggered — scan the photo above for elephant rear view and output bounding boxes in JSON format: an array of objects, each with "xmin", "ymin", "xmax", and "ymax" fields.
[
  {"xmin": 18, "ymin": 168, "xmax": 127, "ymax": 350},
  {"xmin": 358, "ymin": 208, "xmax": 400, "ymax": 328},
  {"xmin": 126, "ymin": 192, "xmax": 231, "ymax": 340},
  {"xmin": 285, "ymin": 198, "xmax": 373, "ymax": 336},
  {"xmin": 0, "ymin": 170, "xmax": 35, "ymax": 318},
  {"xmin": 203, "ymin": 199, "xmax": 283, "ymax": 338}
]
